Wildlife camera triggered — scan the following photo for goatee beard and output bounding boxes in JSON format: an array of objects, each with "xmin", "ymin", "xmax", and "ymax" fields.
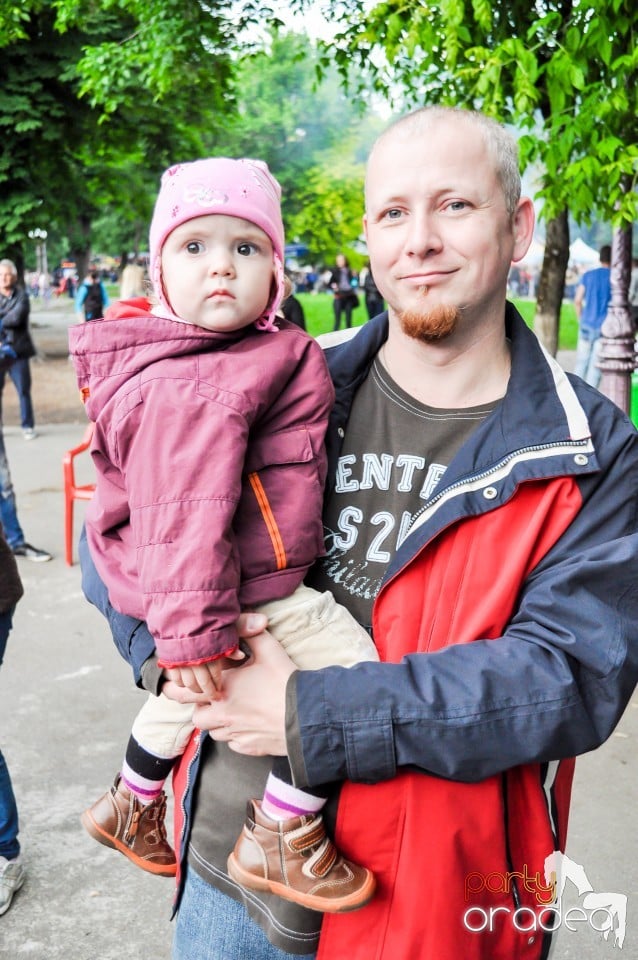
[{"xmin": 398, "ymin": 303, "xmax": 461, "ymax": 343}]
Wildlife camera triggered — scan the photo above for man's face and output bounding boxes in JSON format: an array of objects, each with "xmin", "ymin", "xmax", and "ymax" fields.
[{"xmin": 363, "ymin": 118, "xmax": 531, "ymax": 342}]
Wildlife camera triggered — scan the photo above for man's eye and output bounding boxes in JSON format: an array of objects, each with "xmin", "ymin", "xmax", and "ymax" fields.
[
  {"xmin": 383, "ymin": 209, "xmax": 402, "ymax": 220},
  {"xmin": 446, "ymin": 201, "xmax": 468, "ymax": 212}
]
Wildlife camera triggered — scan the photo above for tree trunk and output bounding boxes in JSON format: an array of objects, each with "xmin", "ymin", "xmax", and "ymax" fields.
[{"xmin": 533, "ymin": 209, "xmax": 570, "ymax": 356}]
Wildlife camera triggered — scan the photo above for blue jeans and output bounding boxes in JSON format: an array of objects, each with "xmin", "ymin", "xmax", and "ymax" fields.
[
  {"xmin": 173, "ymin": 867, "xmax": 316, "ymax": 960},
  {"xmin": 574, "ymin": 332, "xmax": 602, "ymax": 388},
  {"xmin": 0, "ymin": 430, "xmax": 25, "ymax": 549},
  {"xmin": 0, "ymin": 608, "xmax": 20, "ymax": 860},
  {"xmin": 0, "ymin": 359, "xmax": 34, "ymax": 430}
]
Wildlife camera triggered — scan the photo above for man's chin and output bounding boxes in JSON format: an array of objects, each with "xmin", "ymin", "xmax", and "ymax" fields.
[{"xmin": 398, "ymin": 304, "xmax": 461, "ymax": 343}]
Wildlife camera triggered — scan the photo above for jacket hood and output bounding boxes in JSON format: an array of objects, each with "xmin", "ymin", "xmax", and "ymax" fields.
[{"xmin": 68, "ymin": 297, "xmax": 250, "ymax": 420}]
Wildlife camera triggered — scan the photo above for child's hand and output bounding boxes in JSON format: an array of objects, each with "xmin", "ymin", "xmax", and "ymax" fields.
[{"xmin": 165, "ymin": 660, "xmax": 225, "ymax": 700}]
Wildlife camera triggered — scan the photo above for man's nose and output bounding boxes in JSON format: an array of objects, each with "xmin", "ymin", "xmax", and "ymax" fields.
[{"xmin": 405, "ymin": 211, "xmax": 443, "ymax": 257}]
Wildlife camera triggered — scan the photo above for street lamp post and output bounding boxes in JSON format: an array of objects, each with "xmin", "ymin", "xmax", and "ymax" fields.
[
  {"xmin": 597, "ymin": 224, "xmax": 635, "ymax": 416},
  {"xmin": 28, "ymin": 228, "xmax": 48, "ymax": 279}
]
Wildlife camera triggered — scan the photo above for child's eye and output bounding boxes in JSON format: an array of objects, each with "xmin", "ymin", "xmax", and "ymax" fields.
[
  {"xmin": 237, "ymin": 242, "xmax": 258, "ymax": 256},
  {"xmin": 185, "ymin": 240, "xmax": 204, "ymax": 255}
]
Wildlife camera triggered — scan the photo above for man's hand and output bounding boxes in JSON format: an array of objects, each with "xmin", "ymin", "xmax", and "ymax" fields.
[{"xmin": 193, "ymin": 629, "xmax": 296, "ymax": 757}]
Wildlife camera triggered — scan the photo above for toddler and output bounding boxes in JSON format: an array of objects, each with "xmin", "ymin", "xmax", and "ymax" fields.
[{"xmin": 70, "ymin": 158, "xmax": 378, "ymax": 914}]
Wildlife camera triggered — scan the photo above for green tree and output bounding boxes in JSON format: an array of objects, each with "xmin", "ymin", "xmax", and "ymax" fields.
[
  {"xmin": 317, "ymin": 0, "xmax": 637, "ymax": 353},
  {"xmin": 0, "ymin": 1, "xmax": 275, "ymax": 275},
  {"xmin": 206, "ymin": 30, "xmax": 382, "ymax": 265}
]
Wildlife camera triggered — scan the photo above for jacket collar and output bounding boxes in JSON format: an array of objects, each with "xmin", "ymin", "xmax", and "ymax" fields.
[{"xmin": 325, "ymin": 303, "xmax": 592, "ymax": 467}]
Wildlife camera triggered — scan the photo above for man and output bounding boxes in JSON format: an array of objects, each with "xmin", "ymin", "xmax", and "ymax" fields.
[
  {"xmin": 81, "ymin": 107, "xmax": 637, "ymax": 959},
  {"xmin": 0, "ymin": 259, "xmax": 37, "ymax": 440},
  {"xmin": 573, "ymin": 244, "xmax": 611, "ymax": 387},
  {"xmin": 185, "ymin": 107, "xmax": 638, "ymax": 960}
]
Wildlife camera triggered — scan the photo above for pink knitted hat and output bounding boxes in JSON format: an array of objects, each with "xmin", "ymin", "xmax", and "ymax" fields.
[{"xmin": 149, "ymin": 157, "xmax": 285, "ymax": 331}]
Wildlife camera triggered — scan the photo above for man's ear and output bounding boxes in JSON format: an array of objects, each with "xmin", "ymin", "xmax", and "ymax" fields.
[{"xmin": 511, "ymin": 197, "xmax": 535, "ymax": 263}]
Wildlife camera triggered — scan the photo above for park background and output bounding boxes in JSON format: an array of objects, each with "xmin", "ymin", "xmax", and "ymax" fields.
[
  {"xmin": 0, "ymin": 4, "xmax": 636, "ymax": 957},
  {"xmin": 1, "ymin": 0, "xmax": 635, "ymax": 369}
]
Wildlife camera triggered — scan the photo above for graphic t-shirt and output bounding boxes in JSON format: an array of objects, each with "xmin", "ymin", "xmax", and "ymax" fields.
[
  {"xmin": 188, "ymin": 354, "xmax": 500, "ymax": 955},
  {"xmin": 310, "ymin": 356, "xmax": 499, "ymax": 630}
]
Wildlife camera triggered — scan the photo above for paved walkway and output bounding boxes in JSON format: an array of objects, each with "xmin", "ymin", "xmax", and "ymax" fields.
[{"xmin": 0, "ymin": 308, "xmax": 634, "ymax": 959}]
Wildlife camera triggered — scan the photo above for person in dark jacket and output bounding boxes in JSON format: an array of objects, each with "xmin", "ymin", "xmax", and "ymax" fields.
[
  {"xmin": 0, "ymin": 532, "xmax": 26, "ymax": 914},
  {"xmin": 75, "ymin": 270, "xmax": 110, "ymax": 322},
  {"xmin": 0, "ymin": 260, "xmax": 37, "ymax": 440},
  {"xmin": 359, "ymin": 260, "xmax": 385, "ymax": 320},
  {"xmin": 328, "ymin": 253, "xmax": 359, "ymax": 331}
]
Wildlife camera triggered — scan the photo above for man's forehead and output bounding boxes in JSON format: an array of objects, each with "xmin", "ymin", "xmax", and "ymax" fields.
[{"xmin": 366, "ymin": 128, "xmax": 495, "ymax": 204}]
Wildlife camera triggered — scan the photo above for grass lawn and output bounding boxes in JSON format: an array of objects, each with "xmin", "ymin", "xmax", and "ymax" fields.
[
  {"xmin": 298, "ymin": 293, "xmax": 578, "ymax": 350},
  {"xmin": 104, "ymin": 283, "xmax": 578, "ymax": 351}
]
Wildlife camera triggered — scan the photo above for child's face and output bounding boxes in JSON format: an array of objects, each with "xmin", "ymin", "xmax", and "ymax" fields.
[{"xmin": 160, "ymin": 214, "xmax": 274, "ymax": 331}]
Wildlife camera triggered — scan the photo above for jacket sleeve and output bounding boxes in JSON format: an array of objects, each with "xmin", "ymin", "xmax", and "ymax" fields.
[
  {"xmin": 0, "ymin": 289, "xmax": 29, "ymax": 331},
  {"xmin": 78, "ymin": 525, "xmax": 157, "ymax": 689},
  {"xmin": 288, "ymin": 417, "xmax": 638, "ymax": 789}
]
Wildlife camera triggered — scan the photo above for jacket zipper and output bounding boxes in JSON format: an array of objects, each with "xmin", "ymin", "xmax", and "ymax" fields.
[
  {"xmin": 373, "ymin": 437, "xmax": 594, "ymax": 622},
  {"xmin": 501, "ymin": 773, "xmax": 521, "ymax": 911},
  {"xmin": 408, "ymin": 437, "xmax": 594, "ymax": 535}
]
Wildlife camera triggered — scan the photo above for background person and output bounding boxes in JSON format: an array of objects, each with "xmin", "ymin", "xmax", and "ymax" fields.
[
  {"xmin": 0, "ymin": 260, "xmax": 37, "ymax": 440},
  {"xmin": 0, "ymin": 425, "xmax": 51, "ymax": 562},
  {"xmin": 188, "ymin": 107, "xmax": 638, "ymax": 960},
  {"xmin": 329, "ymin": 253, "xmax": 359, "ymax": 331},
  {"xmin": 573, "ymin": 244, "xmax": 612, "ymax": 387},
  {"xmin": 75, "ymin": 270, "xmax": 110, "ymax": 322},
  {"xmin": 359, "ymin": 259, "xmax": 385, "ymax": 320},
  {"xmin": 0, "ymin": 531, "xmax": 26, "ymax": 915},
  {"xmin": 119, "ymin": 256, "xmax": 147, "ymax": 300}
]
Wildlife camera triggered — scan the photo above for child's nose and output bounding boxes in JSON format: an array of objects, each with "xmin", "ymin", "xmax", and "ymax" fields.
[{"xmin": 208, "ymin": 248, "xmax": 234, "ymax": 276}]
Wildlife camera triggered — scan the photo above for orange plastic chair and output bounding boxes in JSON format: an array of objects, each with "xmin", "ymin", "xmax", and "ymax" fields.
[{"xmin": 63, "ymin": 422, "xmax": 96, "ymax": 565}]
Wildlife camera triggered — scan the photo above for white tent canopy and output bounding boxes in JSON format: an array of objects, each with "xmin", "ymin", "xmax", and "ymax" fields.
[
  {"xmin": 569, "ymin": 238, "xmax": 600, "ymax": 265},
  {"xmin": 519, "ymin": 238, "xmax": 545, "ymax": 267}
]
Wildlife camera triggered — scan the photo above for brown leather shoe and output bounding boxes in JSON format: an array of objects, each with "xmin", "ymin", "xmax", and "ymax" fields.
[
  {"xmin": 80, "ymin": 775, "xmax": 176, "ymax": 877},
  {"xmin": 227, "ymin": 799, "xmax": 375, "ymax": 913}
]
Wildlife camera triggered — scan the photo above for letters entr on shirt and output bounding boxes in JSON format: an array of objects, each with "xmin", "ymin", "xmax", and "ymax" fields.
[{"xmin": 309, "ymin": 359, "xmax": 497, "ymax": 629}]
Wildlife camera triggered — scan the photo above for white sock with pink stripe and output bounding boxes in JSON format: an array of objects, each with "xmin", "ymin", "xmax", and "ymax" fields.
[{"xmin": 261, "ymin": 772, "xmax": 326, "ymax": 822}]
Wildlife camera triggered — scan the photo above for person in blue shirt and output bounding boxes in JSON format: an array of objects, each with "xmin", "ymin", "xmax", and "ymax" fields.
[
  {"xmin": 573, "ymin": 244, "xmax": 611, "ymax": 388},
  {"xmin": 75, "ymin": 270, "xmax": 110, "ymax": 322}
]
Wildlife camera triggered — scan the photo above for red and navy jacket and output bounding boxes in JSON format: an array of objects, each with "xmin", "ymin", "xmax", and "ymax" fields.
[{"xmin": 174, "ymin": 305, "xmax": 638, "ymax": 960}]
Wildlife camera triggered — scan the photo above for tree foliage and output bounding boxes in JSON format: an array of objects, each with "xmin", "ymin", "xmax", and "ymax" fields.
[
  {"xmin": 0, "ymin": 1, "xmax": 278, "ymax": 274},
  {"xmin": 321, "ymin": 0, "xmax": 636, "ymax": 227},
  {"xmin": 0, "ymin": 2, "xmax": 380, "ymax": 274},
  {"xmin": 314, "ymin": 0, "xmax": 636, "ymax": 350},
  {"xmin": 207, "ymin": 32, "xmax": 382, "ymax": 263}
]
